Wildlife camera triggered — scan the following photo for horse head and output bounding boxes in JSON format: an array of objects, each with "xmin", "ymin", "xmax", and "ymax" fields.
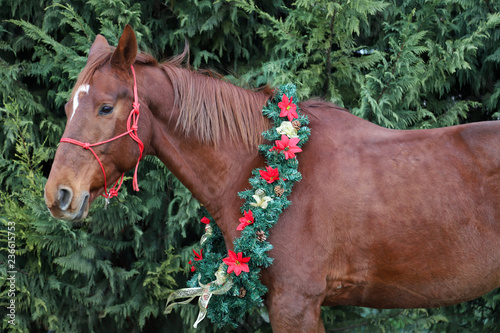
[{"xmin": 45, "ymin": 25, "xmax": 150, "ymax": 221}]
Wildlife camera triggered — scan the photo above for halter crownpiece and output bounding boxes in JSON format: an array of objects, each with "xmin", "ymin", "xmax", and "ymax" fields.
[{"xmin": 60, "ymin": 65, "xmax": 144, "ymax": 200}]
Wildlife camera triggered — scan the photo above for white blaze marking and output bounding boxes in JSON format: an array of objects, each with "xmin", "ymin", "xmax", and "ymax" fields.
[{"xmin": 70, "ymin": 84, "xmax": 90, "ymax": 121}]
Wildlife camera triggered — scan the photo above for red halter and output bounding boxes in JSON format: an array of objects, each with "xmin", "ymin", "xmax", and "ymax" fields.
[{"xmin": 60, "ymin": 65, "xmax": 144, "ymax": 199}]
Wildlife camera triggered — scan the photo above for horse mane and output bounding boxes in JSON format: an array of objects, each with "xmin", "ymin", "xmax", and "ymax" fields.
[{"xmin": 73, "ymin": 45, "xmax": 273, "ymax": 148}]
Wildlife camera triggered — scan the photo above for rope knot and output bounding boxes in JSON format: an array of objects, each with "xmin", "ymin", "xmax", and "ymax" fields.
[
  {"xmin": 131, "ymin": 124, "xmax": 139, "ymax": 131},
  {"xmin": 132, "ymin": 102, "xmax": 140, "ymax": 112},
  {"xmin": 83, "ymin": 143, "xmax": 90, "ymax": 150},
  {"xmin": 107, "ymin": 188, "xmax": 119, "ymax": 198}
]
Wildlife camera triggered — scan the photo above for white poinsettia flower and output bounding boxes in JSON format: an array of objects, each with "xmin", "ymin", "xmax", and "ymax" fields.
[
  {"xmin": 250, "ymin": 189, "xmax": 273, "ymax": 209},
  {"xmin": 276, "ymin": 121, "xmax": 298, "ymax": 138}
]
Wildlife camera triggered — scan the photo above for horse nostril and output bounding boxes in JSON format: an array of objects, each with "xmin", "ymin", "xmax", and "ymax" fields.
[{"xmin": 58, "ymin": 188, "xmax": 73, "ymax": 211}]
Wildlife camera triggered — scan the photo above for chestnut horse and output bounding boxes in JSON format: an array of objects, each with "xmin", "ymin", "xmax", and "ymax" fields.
[{"xmin": 45, "ymin": 26, "xmax": 500, "ymax": 332}]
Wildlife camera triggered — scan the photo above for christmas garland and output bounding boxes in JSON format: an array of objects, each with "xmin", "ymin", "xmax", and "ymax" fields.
[{"xmin": 165, "ymin": 84, "xmax": 311, "ymax": 328}]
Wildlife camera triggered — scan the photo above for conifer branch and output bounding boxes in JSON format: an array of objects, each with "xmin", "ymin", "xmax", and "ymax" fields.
[
  {"xmin": 0, "ymin": 261, "xmax": 29, "ymax": 275},
  {"xmin": 484, "ymin": 0, "xmax": 493, "ymax": 14},
  {"xmin": 328, "ymin": 310, "xmax": 405, "ymax": 332},
  {"xmin": 375, "ymin": 38, "xmax": 405, "ymax": 106},
  {"xmin": 323, "ymin": 10, "xmax": 336, "ymax": 96}
]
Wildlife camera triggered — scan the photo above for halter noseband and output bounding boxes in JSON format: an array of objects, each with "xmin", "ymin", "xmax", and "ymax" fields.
[{"xmin": 60, "ymin": 65, "xmax": 144, "ymax": 200}]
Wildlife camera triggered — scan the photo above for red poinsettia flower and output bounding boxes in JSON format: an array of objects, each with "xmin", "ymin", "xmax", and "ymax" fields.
[
  {"xmin": 193, "ymin": 249, "xmax": 203, "ymax": 261},
  {"xmin": 189, "ymin": 255, "xmax": 199, "ymax": 271},
  {"xmin": 259, "ymin": 166, "xmax": 280, "ymax": 184},
  {"xmin": 270, "ymin": 135, "xmax": 302, "ymax": 159},
  {"xmin": 237, "ymin": 209, "xmax": 254, "ymax": 231},
  {"xmin": 278, "ymin": 94, "xmax": 298, "ymax": 121},
  {"xmin": 200, "ymin": 216, "xmax": 210, "ymax": 224},
  {"xmin": 222, "ymin": 250, "xmax": 251, "ymax": 276}
]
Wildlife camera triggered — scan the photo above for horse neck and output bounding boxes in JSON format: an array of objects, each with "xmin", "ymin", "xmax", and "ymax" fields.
[{"xmin": 141, "ymin": 64, "xmax": 270, "ymax": 243}]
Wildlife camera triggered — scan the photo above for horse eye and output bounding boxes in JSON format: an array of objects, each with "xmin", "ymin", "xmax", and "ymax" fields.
[{"xmin": 99, "ymin": 105, "xmax": 114, "ymax": 116}]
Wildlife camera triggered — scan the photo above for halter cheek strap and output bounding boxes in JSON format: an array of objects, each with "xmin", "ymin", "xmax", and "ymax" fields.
[{"xmin": 60, "ymin": 65, "xmax": 144, "ymax": 199}]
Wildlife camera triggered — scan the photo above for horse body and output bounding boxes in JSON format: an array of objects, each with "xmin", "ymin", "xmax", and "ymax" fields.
[
  {"xmin": 44, "ymin": 26, "xmax": 500, "ymax": 332},
  {"xmin": 270, "ymin": 103, "xmax": 500, "ymax": 307}
]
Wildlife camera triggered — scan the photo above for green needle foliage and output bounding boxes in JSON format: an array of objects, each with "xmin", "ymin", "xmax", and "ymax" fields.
[{"xmin": 1, "ymin": 0, "xmax": 499, "ymax": 332}]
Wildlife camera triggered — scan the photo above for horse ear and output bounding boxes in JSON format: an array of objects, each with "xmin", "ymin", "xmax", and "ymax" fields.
[
  {"xmin": 111, "ymin": 25, "xmax": 137, "ymax": 71},
  {"xmin": 88, "ymin": 35, "xmax": 110, "ymax": 63}
]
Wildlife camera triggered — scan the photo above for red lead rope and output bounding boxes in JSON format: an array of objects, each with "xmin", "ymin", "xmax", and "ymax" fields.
[{"xmin": 60, "ymin": 65, "xmax": 144, "ymax": 199}]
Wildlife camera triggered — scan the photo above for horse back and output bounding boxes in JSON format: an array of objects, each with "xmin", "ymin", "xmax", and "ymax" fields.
[{"xmin": 459, "ymin": 120, "xmax": 500, "ymax": 175}]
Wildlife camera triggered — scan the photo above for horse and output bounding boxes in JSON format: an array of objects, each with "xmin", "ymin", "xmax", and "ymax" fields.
[{"xmin": 44, "ymin": 25, "xmax": 500, "ymax": 332}]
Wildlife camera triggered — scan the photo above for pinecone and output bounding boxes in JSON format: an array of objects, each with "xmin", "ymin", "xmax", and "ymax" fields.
[
  {"xmin": 292, "ymin": 120, "xmax": 301, "ymax": 130},
  {"xmin": 256, "ymin": 230, "xmax": 267, "ymax": 242},
  {"xmin": 238, "ymin": 287, "xmax": 247, "ymax": 298},
  {"xmin": 274, "ymin": 185, "xmax": 285, "ymax": 197}
]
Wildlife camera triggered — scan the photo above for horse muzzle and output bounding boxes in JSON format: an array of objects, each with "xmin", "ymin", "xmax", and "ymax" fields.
[{"xmin": 44, "ymin": 185, "xmax": 90, "ymax": 221}]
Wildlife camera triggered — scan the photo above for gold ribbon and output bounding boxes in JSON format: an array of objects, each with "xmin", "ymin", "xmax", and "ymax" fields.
[
  {"xmin": 165, "ymin": 264, "xmax": 233, "ymax": 328},
  {"xmin": 200, "ymin": 224, "xmax": 212, "ymax": 245}
]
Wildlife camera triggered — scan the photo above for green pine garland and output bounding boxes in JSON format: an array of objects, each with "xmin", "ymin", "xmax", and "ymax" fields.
[{"xmin": 171, "ymin": 84, "xmax": 310, "ymax": 328}]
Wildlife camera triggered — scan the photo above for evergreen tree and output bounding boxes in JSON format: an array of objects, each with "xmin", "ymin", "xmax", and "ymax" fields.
[{"xmin": 232, "ymin": 0, "xmax": 500, "ymax": 128}]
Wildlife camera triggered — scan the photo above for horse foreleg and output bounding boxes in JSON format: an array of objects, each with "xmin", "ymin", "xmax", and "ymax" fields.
[{"xmin": 267, "ymin": 291, "xmax": 325, "ymax": 333}]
